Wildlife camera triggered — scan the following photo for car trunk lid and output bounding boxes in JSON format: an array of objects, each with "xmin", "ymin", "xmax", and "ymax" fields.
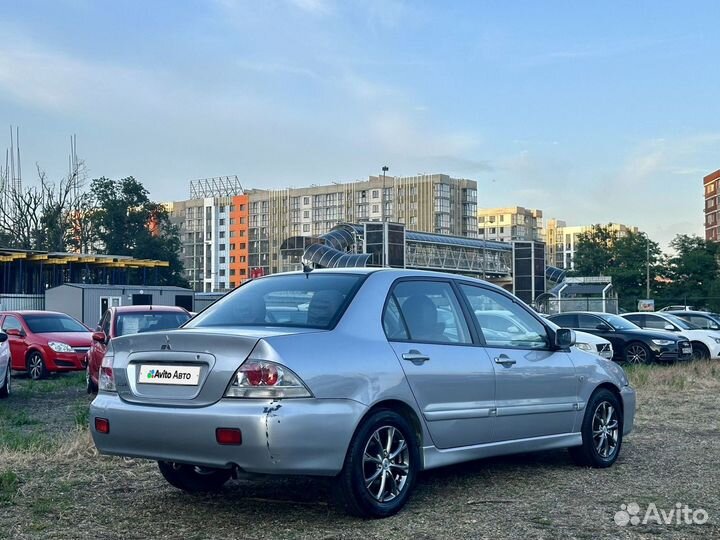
[{"xmin": 110, "ymin": 327, "xmax": 319, "ymax": 407}]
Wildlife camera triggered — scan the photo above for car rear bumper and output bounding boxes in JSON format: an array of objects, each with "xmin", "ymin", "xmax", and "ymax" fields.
[
  {"xmin": 621, "ymin": 386, "xmax": 636, "ymax": 436},
  {"xmin": 90, "ymin": 393, "xmax": 365, "ymax": 476}
]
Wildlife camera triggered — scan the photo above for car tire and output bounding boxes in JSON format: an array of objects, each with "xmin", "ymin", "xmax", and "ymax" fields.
[
  {"xmin": 157, "ymin": 461, "xmax": 232, "ymax": 493},
  {"xmin": 26, "ymin": 351, "xmax": 48, "ymax": 380},
  {"xmin": 0, "ymin": 367, "xmax": 10, "ymax": 399},
  {"xmin": 569, "ymin": 388, "xmax": 623, "ymax": 468},
  {"xmin": 333, "ymin": 409, "xmax": 419, "ymax": 518},
  {"xmin": 624, "ymin": 342, "xmax": 651, "ymax": 365},
  {"xmin": 86, "ymin": 363, "xmax": 98, "ymax": 394},
  {"xmin": 691, "ymin": 342, "xmax": 710, "ymax": 362}
]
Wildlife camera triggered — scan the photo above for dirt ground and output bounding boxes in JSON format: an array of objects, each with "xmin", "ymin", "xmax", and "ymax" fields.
[{"xmin": 1, "ymin": 363, "xmax": 719, "ymax": 540}]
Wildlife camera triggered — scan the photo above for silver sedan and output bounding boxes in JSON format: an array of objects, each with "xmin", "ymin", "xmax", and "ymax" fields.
[{"xmin": 90, "ymin": 269, "xmax": 635, "ymax": 518}]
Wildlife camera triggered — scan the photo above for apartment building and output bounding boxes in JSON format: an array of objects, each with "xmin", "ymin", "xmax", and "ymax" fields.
[
  {"xmin": 546, "ymin": 219, "xmax": 639, "ymax": 270},
  {"xmin": 169, "ymin": 174, "xmax": 478, "ymax": 292},
  {"xmin": 477, "ymin": 207, "xmax": 544, "ymax": 243},
  {"xmin": 704, "ymin": 169, "xmax": 720, "ymax": 241}
]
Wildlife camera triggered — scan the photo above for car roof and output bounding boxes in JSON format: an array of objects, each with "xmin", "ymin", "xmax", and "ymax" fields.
[
  {"xmin": 112, "ymin": 305, "xmax": 189, "ymax": 313},
  {"xmin": 667, "ymin": 310, "xmax": 713, "ymax": 316},
  {"xmin": 257, "ymin": 267, "xmax": 511, "ymax": 293},
  {"xmin": 0, "ymin": 310, "xmax": 69, "ymax": 316},
  {"xmin": 547, "ymin": 311, "xmax": 611, "ymax": 316}
]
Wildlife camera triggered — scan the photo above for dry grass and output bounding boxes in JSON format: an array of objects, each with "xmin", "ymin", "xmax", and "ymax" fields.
[{"xmin": 1, "ymin": 365, "xmax": 720, "ymax": 539}]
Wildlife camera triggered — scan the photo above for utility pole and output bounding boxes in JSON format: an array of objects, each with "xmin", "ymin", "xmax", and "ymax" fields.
[{"xmin": 646, "ymin": 234, "xmax": 650, "ymax": 299}]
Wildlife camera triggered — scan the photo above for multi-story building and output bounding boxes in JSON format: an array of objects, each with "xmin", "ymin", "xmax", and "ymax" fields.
[
  {"xmin": 170, "ymin": 174, "xmax": 478, "ymax": 292},
  {"xmin": 477, "ymin": 207, "xmax": 544, "ymax": 243},
  {"xmin": 545, "ymin": 219, "xmax": 640, "ymax": 270},
  {"xmin": 704, "ymin": 169, "xmax": 720, "ymax": 241}
]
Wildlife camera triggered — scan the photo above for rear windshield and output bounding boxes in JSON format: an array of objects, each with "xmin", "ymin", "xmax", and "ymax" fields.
[
  {"xmin": 24, "ymin": 314, "xmax": 87, "ymax": 333},
  {"xmin": 116, "ymin": 312, "xmax": 191, "ymax": 336},
  {"xmin": 187, "ymin": 273, "xmax": 364, "ymax": 330}
]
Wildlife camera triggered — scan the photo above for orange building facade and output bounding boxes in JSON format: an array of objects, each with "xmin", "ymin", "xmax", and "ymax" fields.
[
  {"xmin": 704, "ymin": 169, "xmax": 720, "ymax": 242},
  {"xmin": 228, "ymin": 194, "xmax": 249, "ymax": 288}
]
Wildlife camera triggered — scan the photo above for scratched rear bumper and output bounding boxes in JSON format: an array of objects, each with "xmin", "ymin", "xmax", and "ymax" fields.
[{"xmin": 90, "ymin": 393, "xmax": 365, "ymax": 476}]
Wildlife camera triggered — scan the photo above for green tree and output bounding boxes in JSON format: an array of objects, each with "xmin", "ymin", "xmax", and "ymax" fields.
[
  {"xmin": 571, "ymin": 225, "xmax": 662, "ymax": 310},
  {"xmin": 570, "ymin": 225, "xmax": 616, "ymax": 276},
  {"xmin": 90, "ymin": 176, "xmax": 187, "ymax": 287},
  {"xmin": 664, "ymin": 235, "xmax": 720, "ymax": 304}
]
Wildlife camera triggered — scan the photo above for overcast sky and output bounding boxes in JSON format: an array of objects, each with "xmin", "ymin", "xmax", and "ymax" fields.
[{"xmin": 1, "ymin": 0, "xmax": 718, "ymax": 248}]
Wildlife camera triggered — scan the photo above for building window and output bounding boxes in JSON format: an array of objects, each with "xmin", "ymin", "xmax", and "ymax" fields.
[
  {"xmin": 239, "ymin": 243, "xmax": 246, "ymax": 249},
  {"xmin": 219, "ymin": 245, "xmax": 226, "ymax": 251},
  {"xmin": 303, "ymin": 210, "xmax": 309, "ymax": 219},
  {"xmin": 372, "ymin": 204, "xmax": 379, "ymax": 213},
  {"xmin": 372, "ymin": 190, "xmax": 379, "ymax": 198},
  {"xmin": 239, "ymin": 217, "xmax": 246, "ymax": 224},
  {"xmin": 219, "ymin": 231, "xmax": 225, "ymax": 238},
  {"xmin": 303, "ymin": 224, "xmax": 310, "ymax": 232},
  {"xmin": 240, "ymin": 256, "xmax": 246, "ymax": 262},
  {"xmin": 219, "ymin": 206, "xmax": 225, "ymax": 213},
  {"xmin": 219, "ymin": 269, "xmax": 226, "ymax": 276},
  {"xmin": 230, "ymin": 269, "xmax": 236, "ymax": 276},
  {"xmin": 303, "ymin": 197, "xmax": 310, "ymax": 205},
  {"xmin": 219, "ymin": 218, "xmax": 225, "ymax": 226},
  {"xmin": 219, "ymin": 256, "xmax": 226, "ymax": 263}
]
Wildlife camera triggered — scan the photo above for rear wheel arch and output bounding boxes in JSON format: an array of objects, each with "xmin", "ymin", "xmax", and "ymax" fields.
[{"xmin": 357, "ymin": 399, "xmax": 424, "ymax": 451}]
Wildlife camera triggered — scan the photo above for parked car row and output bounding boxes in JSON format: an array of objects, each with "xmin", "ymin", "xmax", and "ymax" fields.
[
  {"xmin": 546, "ymin": 309, "xmax": 720, "ymax": 364},
  {"xmin": 0, "ymin": 307, "xmax": 191, "ymax": 391}
]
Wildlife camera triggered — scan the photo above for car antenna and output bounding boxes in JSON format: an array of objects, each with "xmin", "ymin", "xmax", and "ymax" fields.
[{"xmin": 302, "ymin": 263, "xmax": 313, "ymax": 278}]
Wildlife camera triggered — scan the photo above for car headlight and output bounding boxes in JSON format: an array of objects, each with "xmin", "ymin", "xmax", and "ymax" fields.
[
  {"xmin": 225, "ymin": 360, "xmax": 312, "ymax": 398},
  {"xmin": 575, "ymin": 342, "xmax": 593, "ymax": 352},
  {"xmin": 48, "ymin": 341, "xmax": 74, "ymax": 353},
  {"xmin": 652, "ymin": 339, "xmax": 673, "ymax": 346}
]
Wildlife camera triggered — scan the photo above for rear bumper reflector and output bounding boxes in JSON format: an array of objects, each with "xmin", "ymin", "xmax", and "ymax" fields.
[{"xmin": 216, "ymin": 428, "xmax": 242, "ymax": 445}]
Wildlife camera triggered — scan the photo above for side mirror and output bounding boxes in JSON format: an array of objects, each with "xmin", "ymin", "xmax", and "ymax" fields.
[
  {"xmin": 596, "ymin": 323, "xmax": 612, "ymax": 332},
  {"xmin": 555, "ymin": 328, "xmax": 576, "ymax": 348},
  {"xmin": 6, "ymin": 328, "xmax": 24, "ymax": 338},
  {"xmin": 92, "ymin": 331, "xmax": 107, "ymax": 344},
  {"xmin": 0, "ymin": 331, "xmax": 7, "ymax": 343},
  {"xmin": 664, "ymin": 323, "xmax": 675, "ymax": 331}
]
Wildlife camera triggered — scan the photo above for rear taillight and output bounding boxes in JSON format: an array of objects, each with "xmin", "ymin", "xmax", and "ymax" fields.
[
  {"xmin": 216, "ymin": 428, "xmax": 242, "ymax": 445},
  {"xmin": 225, "ymin": 360, "xmax": 311, "ymax": 399},
  {"xmin": 98, "ymin": 342, "xmax": 116, "ymax": 392}
]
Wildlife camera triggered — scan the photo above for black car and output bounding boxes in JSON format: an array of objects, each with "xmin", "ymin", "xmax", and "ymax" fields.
[
  {"xmin": 667, "ymin": 310, "xmax": 720, "ymax": 331},
  {"xmin": 547, "ymin": 311, "xmax": 692, "ymax": 364}
]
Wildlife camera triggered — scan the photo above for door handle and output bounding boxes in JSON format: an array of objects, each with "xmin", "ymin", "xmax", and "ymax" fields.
[
  {"xmin": 494, "ymin": 354, "xmax": 516, "ymax": 367},
  {"xmin": 402, "ymin": 350, "xmax": 430, "ymax": 365}
]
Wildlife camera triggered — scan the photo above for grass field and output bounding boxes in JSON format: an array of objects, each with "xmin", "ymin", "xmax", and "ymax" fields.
[{"xmin": 1, "ymin": 363, "xmax": 719, "ymax": 539}]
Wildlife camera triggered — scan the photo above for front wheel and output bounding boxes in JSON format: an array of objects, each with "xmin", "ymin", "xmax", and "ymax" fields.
[
  {"xmin": 333, "ymin": 410, "xmax": 419, "ymax": 518},
  {"xmin": 569, "ymin": 388, "xmax": 623, "ymax": 468},
  {"xmin": 157, "ymin": 461, "xmax": 232, "ymax": 493},
  {"xmin": 691, "ymin": 343, "xmax": 710, "ymax": 362},
  {"xmin": 624, "ymin": 342, "xmax": 651, "ymax": 365},
  {"xmin": 0, "ymin": 366, "xmax": 10, "ymax": 398},
  {"xmin": 27, "ymin": 352, "xmax": 47, "ymax": 380}
]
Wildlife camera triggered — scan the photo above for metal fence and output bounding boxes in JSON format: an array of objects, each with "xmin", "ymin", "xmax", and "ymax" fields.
[
  {"xmin": 536, "ymin": 297, "xmax": 619, "ymax": 315},
  {"xmin": 0, "ymin": 294, "xmax": 45, "ymax": 311}
]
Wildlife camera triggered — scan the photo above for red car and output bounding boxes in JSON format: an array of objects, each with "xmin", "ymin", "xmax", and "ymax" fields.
[
  {"xmin": 0, "ymin": 310, "xmax": 93, "ymax": 380},
  {"xmin": 86, "ymin": 305, "xmax": 191, "ymax": 393}
]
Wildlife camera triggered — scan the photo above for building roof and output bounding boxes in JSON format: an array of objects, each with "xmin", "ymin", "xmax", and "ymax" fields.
[
  {"xmin": 405, "ymin": 231, "xmax": 511, "ymax": 251},
  {"xmin": 49, "ymin": 283, "xmax": 192, "ymax": 291},
  {"xmin": 0, "ymin": 248, "xmax": 169, "ymax": 267}
]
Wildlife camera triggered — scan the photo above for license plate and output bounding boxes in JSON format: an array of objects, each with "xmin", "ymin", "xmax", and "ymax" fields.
[
  {"xmin": 682, "ymin": 348, "xmax": 692, "ymax": 355},
  {"xmin": 138, "ymin": 364, "xmax": 201, "ymax": 386}
]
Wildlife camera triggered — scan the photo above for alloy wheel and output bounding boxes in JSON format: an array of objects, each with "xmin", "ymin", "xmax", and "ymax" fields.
[
  {"xmin": 626, "ymin": 345, "xmax": 647, "ymax": 365},
  {"xmin": 362, "ymin": 425, "xmax": 410, "ymax": 503},
  {"xmin": 592, "ymin": 401, "xmax": 619, "ymax": 459},
  {"xmin": 28, "ymin": 354, "xmax": 43, "ymax": 380}
]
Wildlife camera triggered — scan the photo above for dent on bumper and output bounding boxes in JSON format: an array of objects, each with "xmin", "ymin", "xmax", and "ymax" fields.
[
  {"xmin": 90, "ymin": 394, "xmax": 366, "ymax": 476},
  {"xmin": 621, "ymin": 386, "xmax": 636, "ymax": 436}
]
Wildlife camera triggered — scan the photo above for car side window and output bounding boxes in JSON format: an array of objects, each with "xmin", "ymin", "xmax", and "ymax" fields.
[
  {"xmin": 459, "ymin": 284, "xmax": 548, "ymax": 350},
  {"xmin": 2, "ymin": 316, "xmax": 22, "ymax": 332},
  {"xmin": 689, "ymin": 316, "xmax": 713, "ymax": 329},
  {"xmin": 101, "ymin": 312, "xmax": 111, "ymax": 336},
  {"xmin": 391, "ymin": 281, "xmax": 471, "ymax": 344},
  {"xmin": 644, "ymin": 315, "xmax": 668, "ymax": 330},
  {"xmin": 622, "ymin": 314, "xmax": 643, "ymax": 327},
  {"xmin": 382, "ymin": 295, "xmax": 409, "ymax": 341},
  {"xmin": 549, "ymin": 313, "xmax": 576, "ymax": 328},
  {"xmin": 578, "ymin": 314, "xmax": 604, "ymax": 330}
]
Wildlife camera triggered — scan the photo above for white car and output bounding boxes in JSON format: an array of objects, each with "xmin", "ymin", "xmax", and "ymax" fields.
[
  {"xmin": 480, "ymin": 310, "xmax": 613, "ymax": 360},
  {"xmin": 0, "ymin": 331, "xmax": 11, "ymax": 398},
  {"xmin": 622, "ymin": 312, "xmax": 720, "ymax": 361}
]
